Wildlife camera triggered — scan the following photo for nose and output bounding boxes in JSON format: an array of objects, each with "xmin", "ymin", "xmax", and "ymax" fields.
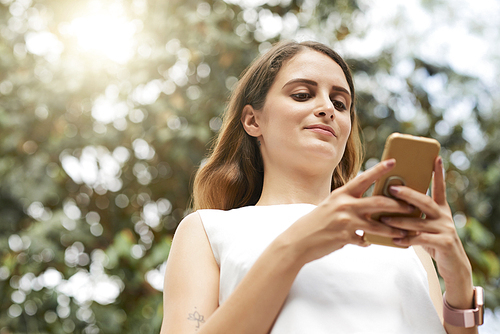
[{"xmin": 314, "ymin": 94, "xmax": 335, "ymax": 120}]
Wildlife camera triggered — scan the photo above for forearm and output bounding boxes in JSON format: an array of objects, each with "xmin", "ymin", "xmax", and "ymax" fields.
[
  {"xmin": 442, "ymin": 261, "xmax": 478, "ymax": 334},
  {"xmin": 442, "ymin": 286, "xmax": 479, "ymax": 334},
  {"xmin": 198, "ymin": 235, "xmax": 304, "ymax": 334}
]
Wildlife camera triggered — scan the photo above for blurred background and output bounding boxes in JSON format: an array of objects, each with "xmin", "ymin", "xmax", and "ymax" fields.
[{"xmin": 0, "ymin": 0, "xmax": 499, "ymax": 333}]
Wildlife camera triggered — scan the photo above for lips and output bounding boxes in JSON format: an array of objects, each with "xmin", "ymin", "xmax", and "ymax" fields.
[{"xmin": 305, "ymin": 124, "xmax": 336, "ymax": 137}]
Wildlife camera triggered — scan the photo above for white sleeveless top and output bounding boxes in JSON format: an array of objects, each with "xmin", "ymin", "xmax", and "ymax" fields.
[{"xmin": 199, "ymin": 203, "xmax": 446, "ymax": 334}]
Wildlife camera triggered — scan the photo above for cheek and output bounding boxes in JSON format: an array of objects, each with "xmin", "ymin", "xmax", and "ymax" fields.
[
  {"xmin": 261, "ymin": 101, "xmax": 300, "ymax": 132},
  {"xmin": 340, "ymin": 114, "xmax": 352, "ymax": 139}
]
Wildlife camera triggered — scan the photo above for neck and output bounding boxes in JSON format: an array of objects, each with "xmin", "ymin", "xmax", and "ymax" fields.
[{"xmin": 255, "ymin": 164, "xmax": 333, "ymax": 206}]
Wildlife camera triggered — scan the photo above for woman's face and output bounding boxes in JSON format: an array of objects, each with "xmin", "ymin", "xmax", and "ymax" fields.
[{"xmin": 250, "ymin": 49, "xmax": 352, "ymax": 173}]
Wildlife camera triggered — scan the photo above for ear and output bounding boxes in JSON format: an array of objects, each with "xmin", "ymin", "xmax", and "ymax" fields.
[{"xmin": 241, "ymin": 104, "xmax": 261, "ymax": 137}]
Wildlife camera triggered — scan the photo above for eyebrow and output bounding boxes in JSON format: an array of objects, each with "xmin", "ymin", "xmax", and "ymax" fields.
[{"xmin": 282, "ymin": 78, "xmax": 351, "ymax": 96}]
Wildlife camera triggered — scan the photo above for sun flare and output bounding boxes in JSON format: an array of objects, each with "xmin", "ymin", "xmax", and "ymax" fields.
[{"xmin": 69, "ymin": 14, "xmax": 137, "ymax": 63}]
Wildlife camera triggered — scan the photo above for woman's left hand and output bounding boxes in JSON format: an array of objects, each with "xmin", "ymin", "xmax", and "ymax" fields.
[{"xmin": 379, "ymin": 156, "xmax": 472, "ymax": 288}]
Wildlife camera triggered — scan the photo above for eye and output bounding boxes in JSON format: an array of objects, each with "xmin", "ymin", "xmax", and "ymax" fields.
[
  {"xmin": 291, "ymin": 93, "xmax": 311, "ymax": 101},
  {"xmin": 332, "ymin": 100, "xmax": 347, "ymax": 111}
]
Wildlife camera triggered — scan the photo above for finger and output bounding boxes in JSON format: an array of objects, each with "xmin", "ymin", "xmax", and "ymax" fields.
[
  {"xmin": 392, "ymin": 231, "xmax": 450, "ymax": 249},
  {"xmin": 388, "ymin": 186, "xmax": 441, "ymax": 219},
  {"xmin": 350, "ymin": 216, "xmax": 409, "ymax": 238},
  {"xmin": 391, "ymin": 235, "xmax": 414, "ymax": 248},
  {"xmin": 354, "ymin": 196, "xmax": 415, "ymax": 216},
  {"xmin": 363, "ymin": 220, "xmax": 409, "ymax": 238},
  {"xmin": 432, "ymin": 156, "xmax": 447, "ymax": 206},
  {"xmin": 380, "ymin": 216, "xmax": 441, "ymax": 233},
  {"xmin": 345, "ymin": 159, "xmax": 396, "ymax": 197}
]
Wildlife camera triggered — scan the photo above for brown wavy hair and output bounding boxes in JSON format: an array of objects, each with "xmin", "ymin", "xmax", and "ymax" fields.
[{"xmin": 193, "ymin": 41, "xmax": 363, "ymax": 210}]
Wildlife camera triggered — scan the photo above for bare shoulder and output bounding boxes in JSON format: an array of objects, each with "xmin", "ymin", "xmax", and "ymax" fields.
[
  {"xmin": 160, "ymin": 211, "xmax": 219, "ymax": 334},
  {"xmin": 165, "ymin": 211, "xmax": 218, "ymax": 281},
  {"xmin": 173, "ymin": 211, "xmax": 206, "ymax": 242},
  {"xmin": 413, "ymin": 246, "xmax": 443, "ymax": 322}
]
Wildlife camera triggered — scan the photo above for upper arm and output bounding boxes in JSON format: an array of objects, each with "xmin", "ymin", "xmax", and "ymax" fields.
[
  {"xmin": 160, "ymin": 212, "xmax": 220, "ymax": 334},
  {"xmin": 413, "ymin": 245, "xmax": 443, "ymax": 323}
]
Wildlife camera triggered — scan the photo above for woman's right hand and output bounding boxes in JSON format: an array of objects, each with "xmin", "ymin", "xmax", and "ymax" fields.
[{"xmin": 281, "ymin": 159, "xmax": 413, "ymax": 264}]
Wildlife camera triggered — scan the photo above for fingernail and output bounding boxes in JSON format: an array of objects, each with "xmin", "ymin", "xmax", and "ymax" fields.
[
  {"xmin": 399, "ymin": 230, "xmax": 407, "ymax": 236},
  {"xmin": 385, "ymin": 159, "xmax": 395, "ymax": 167},
  {"xmin": 408, "ymin": 205, "xmax": 415, "ymax": 212},
  {"xmin": 438, "ymin": 156, "xmax": 443, "ymax": 165},
  {"xmin": 389, "ymin": 186, "xmax": 400, "ymax": 194},
  {"xmin": 381, "ymin": 217, "xmax": 390, "ymax": 223},
  {"xmin": 393, "ymin": 238, "xmax": 402, "ymax": 244}
]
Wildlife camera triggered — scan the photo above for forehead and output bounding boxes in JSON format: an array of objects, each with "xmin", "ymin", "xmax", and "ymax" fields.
[{"xmin": 274, "ymin": 49, "xmax": 350, "ymax": 93}]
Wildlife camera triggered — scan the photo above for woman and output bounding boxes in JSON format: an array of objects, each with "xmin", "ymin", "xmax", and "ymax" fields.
[{"xmin": 160, "ymin": 41, "xmax": 481, "ymax": 333}]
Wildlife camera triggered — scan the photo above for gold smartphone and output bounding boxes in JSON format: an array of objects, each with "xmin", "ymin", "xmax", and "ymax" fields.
[{"xmin": 363, "ymin": 133, "xmax": 441, "ymax": 248}]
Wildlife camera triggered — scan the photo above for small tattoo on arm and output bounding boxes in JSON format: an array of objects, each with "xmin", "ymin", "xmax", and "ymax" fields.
[{"xmin": 187, "ymin": 307, "xmax": 205, "ymax": 330}]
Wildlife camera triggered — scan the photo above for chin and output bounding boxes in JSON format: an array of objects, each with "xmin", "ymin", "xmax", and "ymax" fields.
[
  {"xmin": 307, "ymin": 142, "xmax": 342, "ymax": 157},
  {"xmin": 302, "ymin": 145, "xmax": 343, "ymax": 166}
]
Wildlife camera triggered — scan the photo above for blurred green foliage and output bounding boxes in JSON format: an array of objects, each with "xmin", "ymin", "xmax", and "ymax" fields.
[{"xmin": 0, "ymin": 0, "xmax": 499, "ymax": 333}]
